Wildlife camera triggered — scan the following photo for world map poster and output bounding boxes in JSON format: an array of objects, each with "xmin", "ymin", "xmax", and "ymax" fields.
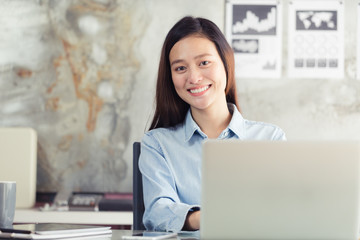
[
  {"xmin": 287, "ymin": 0, "xmax": 344, "ymax": 79},
  {"xmin": 225, "ymin": 0, "xmax": 282, "ymax": 78}
]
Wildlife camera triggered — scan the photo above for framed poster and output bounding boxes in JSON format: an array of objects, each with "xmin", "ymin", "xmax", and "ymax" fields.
[
  {"xmin": 287, "ymin": 0, "xmax": 344, "ymax": 79},
  {"xmin": 225, "ymin": 0, "xmax": 282, "ymax": 78}
]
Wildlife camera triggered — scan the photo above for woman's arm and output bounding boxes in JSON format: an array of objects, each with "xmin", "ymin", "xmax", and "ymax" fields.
[{"xmin": 140, "ymin": 133, "xmax": 200, "ymax": 232}]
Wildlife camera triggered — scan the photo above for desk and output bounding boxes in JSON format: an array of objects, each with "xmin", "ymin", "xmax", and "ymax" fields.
[{"xmin": 14, "ymin": 209, "xmax": 132, "ymax": 228}]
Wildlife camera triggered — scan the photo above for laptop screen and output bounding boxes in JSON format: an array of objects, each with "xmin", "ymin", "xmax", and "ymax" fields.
[{"xmin": 201, "ymin": 140, "xmax": 360, "ymax": 240}]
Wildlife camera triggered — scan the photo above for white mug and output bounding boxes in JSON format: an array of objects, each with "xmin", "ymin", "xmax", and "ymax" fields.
[{"xmin": 0, "ymin": 181, "xmax": 16, "ymax": 228}]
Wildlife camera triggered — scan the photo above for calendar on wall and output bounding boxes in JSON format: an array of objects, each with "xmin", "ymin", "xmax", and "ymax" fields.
[
  {"xmin": 287, "ymin": 0, "xmax": 344, "ymax": 79},
  {"xmin": 225, "ymin": 0, "xmax": 282, "ymax": 78}
]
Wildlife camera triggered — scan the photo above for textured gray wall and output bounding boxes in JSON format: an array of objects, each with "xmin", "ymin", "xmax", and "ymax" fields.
[{"xmin": 0, "ymin": 0, "xmax": 359, "ymax": 194}]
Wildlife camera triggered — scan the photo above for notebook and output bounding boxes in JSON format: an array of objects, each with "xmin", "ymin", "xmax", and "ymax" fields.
[
  {"xmin": 0, "ymin": 223, "xmax": 112, "ymax": 239},
  {"xmin": 0, "ymin": 128, "xmax": 37, "ymax": 208},
  {"xmin": 200, "ymin": 140, "xmax": 360, "ymax": 240}
]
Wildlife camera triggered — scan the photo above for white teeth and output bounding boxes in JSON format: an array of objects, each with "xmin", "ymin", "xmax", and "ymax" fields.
[{"xmin": 190, "ymin": 85, "xmax": 209, "ymax": 94}]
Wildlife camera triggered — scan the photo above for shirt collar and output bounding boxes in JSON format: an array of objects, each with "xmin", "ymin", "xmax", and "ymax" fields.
[
  {"xmin": 184, "ymin": 109, "xmax": 205, "ymax": 142},
  {"xmin": 183, "ymin": 103, "xmax": 246, "ymax": 142},
  {"xmin": 227, "ymin": 103, "xmax": 246, "ymax": 140}
]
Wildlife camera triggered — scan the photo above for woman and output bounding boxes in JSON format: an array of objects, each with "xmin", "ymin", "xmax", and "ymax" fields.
[{"xmin": 139, "ymin": 16, "xmax": 286, "ymax": 233}]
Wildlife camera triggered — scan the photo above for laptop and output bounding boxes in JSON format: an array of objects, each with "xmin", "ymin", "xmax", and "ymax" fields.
[
  {"xmin": 200, "ymin": 140, "xmax": 360, "ymax": 240},
  {"xmin": 0, "ymin": 128, "xmax": 37, "ymax": 208}
]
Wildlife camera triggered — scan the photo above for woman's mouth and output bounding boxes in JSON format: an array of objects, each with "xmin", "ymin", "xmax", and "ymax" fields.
[{"xmin": 188, "ymin": 85, "xmax": 210, "ymax": 94}]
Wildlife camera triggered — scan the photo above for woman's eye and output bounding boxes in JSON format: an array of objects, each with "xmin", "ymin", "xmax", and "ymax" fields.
[
  {"xmin": 175, "ymin": 66, "xmax": 186, "ymax": 71},
  {"xmin": 200, "ymin": 61, "xmax": 209, "ymax": 66}
]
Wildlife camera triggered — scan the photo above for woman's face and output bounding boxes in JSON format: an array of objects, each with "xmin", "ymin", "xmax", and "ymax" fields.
[{"xmin": 169, "ymin": 35, "xmax": 227, "ymax": 112}]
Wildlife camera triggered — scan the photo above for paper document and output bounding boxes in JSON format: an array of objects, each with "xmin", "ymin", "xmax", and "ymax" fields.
[
  {"xmin": 225, "ymin": 0, "xmax": 283, "ymax": 78},
  {"xmin": 0, "ymin": 223, "xmax": 112, "ymax": 239},
  {"xmin": 287, "ymin": 0, "xmax": 344, "ymax": 79}
]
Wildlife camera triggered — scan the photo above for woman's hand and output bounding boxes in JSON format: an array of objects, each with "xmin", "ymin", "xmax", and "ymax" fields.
[{"xmin": 183, "ymin": 210, "xmax": 200, "ymax": 231}]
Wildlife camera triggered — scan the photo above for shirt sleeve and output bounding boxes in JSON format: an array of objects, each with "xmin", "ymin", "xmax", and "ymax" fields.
[
  {"xmin": 273, "ymin": 127, "xmax": 287, "ymax": 141},
  {"xmin": 139, "ymin": 132, "xmax": 200, "ymax": 232}
]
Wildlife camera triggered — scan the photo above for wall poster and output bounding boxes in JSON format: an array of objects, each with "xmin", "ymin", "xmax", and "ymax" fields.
[
  {"xmin": 288, "ymin": 0, "xmax": 344, "ymax": 79},
  {"xmin": 225, "ymin": 0, "xmax": 282, "ymax": 78}
]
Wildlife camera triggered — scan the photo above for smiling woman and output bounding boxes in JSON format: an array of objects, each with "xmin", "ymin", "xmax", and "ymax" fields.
[{"xmin": 138, "ymin": 16, "xmax": 286, "ymax": 233}]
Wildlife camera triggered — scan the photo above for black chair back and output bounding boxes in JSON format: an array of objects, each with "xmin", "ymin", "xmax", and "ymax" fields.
[{"xmin": 133, "ymin": 142, "xmax": 146, "ymax": 230}]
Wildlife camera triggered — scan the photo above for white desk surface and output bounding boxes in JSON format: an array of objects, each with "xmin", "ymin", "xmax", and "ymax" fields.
[{"xmin": 15, "ymin": 208, "xmax": 132, "ymax": 226}]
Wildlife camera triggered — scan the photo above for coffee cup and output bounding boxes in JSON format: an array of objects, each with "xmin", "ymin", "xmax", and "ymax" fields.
[{"xmin": 0, "ymin": 181, "xmax": 16, "ymax": 228}]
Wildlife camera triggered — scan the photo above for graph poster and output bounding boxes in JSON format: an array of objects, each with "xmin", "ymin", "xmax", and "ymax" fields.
[
  {"xmin": 225, "ymin": 0, "xmax": 282, "ymax": 78},
  {"xmin": 288, "ymin": 0, "xmax": 344, "ymax": 79}
]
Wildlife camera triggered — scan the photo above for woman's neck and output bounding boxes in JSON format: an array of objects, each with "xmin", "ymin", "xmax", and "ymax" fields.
[{"xmin": 191, "ymin": 101, "xmax": 232, "ymax": 139}]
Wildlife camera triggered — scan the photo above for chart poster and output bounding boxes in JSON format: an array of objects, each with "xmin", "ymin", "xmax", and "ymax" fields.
[
  {"xmin": 357, "ymin": 2, "xmax": 360, "ymax": 79},
  {"xmin": 225, "ymin": 0, "xmax": 282, "ymax": 78},
  {"xmin": 288, "ymin": 0, "xmax": 344, "ymax": 79}
]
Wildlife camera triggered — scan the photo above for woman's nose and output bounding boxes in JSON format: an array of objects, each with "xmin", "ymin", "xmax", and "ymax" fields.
[{"xmin": 188, "ymin": 68, "xmax": 202, "ymax": 84}]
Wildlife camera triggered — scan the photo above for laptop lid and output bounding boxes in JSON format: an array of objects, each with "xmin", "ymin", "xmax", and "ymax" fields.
[
  {"xmin": 0, "ymin": 128, "xmax": 37, "ymax": 208},
  {"xmin": 201, "ymin": 140, "xmax": 360, "ymax": 240}
]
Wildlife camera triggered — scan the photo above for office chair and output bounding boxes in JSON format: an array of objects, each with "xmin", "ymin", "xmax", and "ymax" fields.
[{"xmin": 133, "ymin": 142, "xmax": 146, "ymax": 230}]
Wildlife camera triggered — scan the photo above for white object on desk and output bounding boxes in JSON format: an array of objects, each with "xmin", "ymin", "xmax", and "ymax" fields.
[
  {"xmin": 15, "ymin": 209, "xmax": 132, "ymax": 226},
  {"xmin": 0, "ymin": 128, "xmax": 37, "ymax": 208},
  {"xmin": 0, "ymin": 223, "xmax": 112, "ymax": 239}
]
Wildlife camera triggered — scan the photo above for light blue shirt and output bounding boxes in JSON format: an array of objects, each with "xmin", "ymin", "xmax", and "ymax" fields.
[{"xmin": 139, "ymin": 104, "xmax": 286, "ymax": 232}]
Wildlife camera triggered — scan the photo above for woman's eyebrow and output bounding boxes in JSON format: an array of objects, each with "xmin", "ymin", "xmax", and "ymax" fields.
[
  {"xmin": 170, "ymin": 59, "xmax": 184, "ymax": 67},
  {"xmin": 194, "ymin": 53, "xmax": 213, "ymax": 59},
  {"xmin": 170, "ymin": 53, "xmax": 213, "ymax": 66}
]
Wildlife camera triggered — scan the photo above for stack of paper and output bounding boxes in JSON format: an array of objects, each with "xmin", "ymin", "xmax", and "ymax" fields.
[{"xmin": 0, "ymin": 223, "xmax": 112, "ymax": 239}]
